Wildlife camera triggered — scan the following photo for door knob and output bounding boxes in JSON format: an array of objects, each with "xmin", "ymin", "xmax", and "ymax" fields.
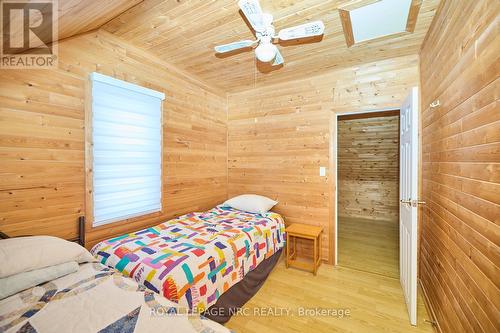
[{"xmin": 400, "ymin": 199, "xmax": 411, "ymax": 205}]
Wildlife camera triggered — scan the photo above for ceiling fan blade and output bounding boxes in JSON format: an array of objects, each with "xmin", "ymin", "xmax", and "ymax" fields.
[
  {"xmin": 278, "ymin": 21, "xmax": 325, "ymax": 40},
  {"xmin": 273, "ymin": 49, "xmax": 284, "ymax": 66},
  {"xmin": 214, "ymin": 40, "xmax": 255, "ymax": 53},
  {"xmin": 238, "ymin": 0, "xmax": 265, "ymax": 32}
]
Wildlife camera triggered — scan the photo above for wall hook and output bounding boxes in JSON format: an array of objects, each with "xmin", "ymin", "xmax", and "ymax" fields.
[{"xmin": 430, "ymin": 100, "xmax": 440, "ymax": 108}]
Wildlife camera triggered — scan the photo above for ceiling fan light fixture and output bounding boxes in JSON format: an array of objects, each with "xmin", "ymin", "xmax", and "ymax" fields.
[{"xmin": 255, "ymin": 43, "xmax": 277, "ymax": 62}]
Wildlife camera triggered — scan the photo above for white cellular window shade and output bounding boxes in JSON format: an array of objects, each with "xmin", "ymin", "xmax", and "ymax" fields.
[{"xmin": 90, "ymin": 72, "xmax": 164, "ymax": 227}]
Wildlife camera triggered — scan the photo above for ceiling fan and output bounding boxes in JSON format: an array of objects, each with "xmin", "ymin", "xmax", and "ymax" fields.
[{"xmin": 214, "ymin": 0, "xmax": 325, "ymax": 66}]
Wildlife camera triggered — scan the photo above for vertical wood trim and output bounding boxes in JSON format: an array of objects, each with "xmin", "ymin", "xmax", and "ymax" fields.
[
  {"xmin": 160, "ymin": 97, "xmax": 166, "ymax": 217},
  {"xmin": 406, "ymin": 0, "xmax": 423, "ymax": 32},
  {"xmin": 417, "ymin": 60, "xmax": 424, "ymax": 278},
  {"xmin": 84, "ymin": 75, "xmax": 94, "ymax": 245},
  {"xmin": 329, "ymin": 112, "xmax": 336, "ymax": 264},
  {"xmin": 226, "ymin": 93, "xmax": 229, "ymax": 201},
  {"xmin": 339, "ymin": 9, "xmax": 355, "ymax": 47},
  {"xmin": 397, "ymin": 111, "xmax": 401, "ymax": 223}
]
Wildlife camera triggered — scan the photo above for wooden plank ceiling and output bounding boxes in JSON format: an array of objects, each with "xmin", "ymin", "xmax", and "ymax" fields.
[
  {"xmin": 57, "ymin": 0, "xmax": 143, "ymax": 40},
  {"xmin": 100, "ymin": 0, "xmax": 440, "ymax": 92},
  {"xmin": 10, "ymin": 0, "xmax": 141, "ymax": 44}
]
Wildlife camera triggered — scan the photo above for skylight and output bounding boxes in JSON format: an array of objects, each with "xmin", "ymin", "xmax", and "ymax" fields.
[{"xmin": 349, "ymin": 0, "xmax": 412, "ymax": 43}]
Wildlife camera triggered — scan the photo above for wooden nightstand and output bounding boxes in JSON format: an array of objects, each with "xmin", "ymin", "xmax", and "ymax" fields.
[{"xmin": 285, "ymin": 223, "xmax": 323, "ymax": 275}]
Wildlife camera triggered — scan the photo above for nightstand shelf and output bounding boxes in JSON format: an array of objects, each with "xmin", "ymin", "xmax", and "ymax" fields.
[{"xmin": 285, "ymin": 223, "xmax": 323, "ymax": 275}]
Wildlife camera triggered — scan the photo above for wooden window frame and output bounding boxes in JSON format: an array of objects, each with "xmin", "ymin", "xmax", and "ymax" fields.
[
  {"xmin": 84, "ymin": 74, "xmax": 165, "ymax": 234},
  {"xmin": 339, "ymin": 0, "xmax": 422, "ymax": 48}
]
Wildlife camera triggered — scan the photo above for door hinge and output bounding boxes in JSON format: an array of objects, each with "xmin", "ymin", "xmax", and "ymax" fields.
[
  {"xmin": 411, "ymin": 199, "xmax": 426, "ymax": 207},
  {"xmin": 424, "ymin": 319, "xmax": 438, "ymax": 326},
  {"xmin": 400, "ymin": 199, "xmax": 426, "ymax": 207}
]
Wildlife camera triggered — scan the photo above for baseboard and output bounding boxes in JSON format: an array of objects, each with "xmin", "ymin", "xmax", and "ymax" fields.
[{"xmin": 419, "ymin": 279, "xmax": 442, "ymax": 333}]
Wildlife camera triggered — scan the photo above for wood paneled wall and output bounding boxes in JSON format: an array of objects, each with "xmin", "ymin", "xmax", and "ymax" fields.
[
  {"xmin": 0, "ymin": 30, "xmax": 227, "ymax": 248},
  {"xmin": 419, "ymin": 1, "xmax": 500, "ymax": 332},
  {"xmin": 338, "ymin": 115, "xmax": 399, "ymax": 222},
  {"xmin": 228, "ymin": 55, "xmax": 419, "ymax": 262}
]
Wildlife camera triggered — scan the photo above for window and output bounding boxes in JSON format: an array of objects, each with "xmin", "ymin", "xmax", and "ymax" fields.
[
  {"xmin": 339, "ymin": 0, "xmax": 421, "ymax": 47},
  {"xmin": 349, "ymin": 0, "xmax": 412, "ymax": 43},
  {"xmin": 90, "ymin": 72, "xmax": 164, "ymax": 227}
]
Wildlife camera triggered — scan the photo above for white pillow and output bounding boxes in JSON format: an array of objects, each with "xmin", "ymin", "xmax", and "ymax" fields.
[
  {"xmin": 0, "ymin": 261, "xmax": 78, "ymax": 299},
  {"xmin": 223, "ymin": 194, "xmax": 278, "ymax": 215},
  {"xmin": 0, "ymin": 236, "xmax": 95, "ymax": 279}
]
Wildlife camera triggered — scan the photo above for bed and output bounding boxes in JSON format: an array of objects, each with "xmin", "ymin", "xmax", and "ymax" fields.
[
  {"xmin": 0, "ymin": 236, "xmax": 230, "ymax": 333},
  {"xmin": 91, "ymin": 205, "xmax": 286, "ymax": 322}
]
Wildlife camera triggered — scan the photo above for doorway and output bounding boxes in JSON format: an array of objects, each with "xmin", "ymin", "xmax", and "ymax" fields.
[{"xmin": 336, "ymin": 110, "xmax": 400, "ymax": 278}]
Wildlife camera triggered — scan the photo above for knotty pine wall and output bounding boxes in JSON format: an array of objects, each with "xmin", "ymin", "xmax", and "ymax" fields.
[
  {"xmin": 419, "ymin": 1, "xmax": 499, "ymax": 332},
  {"xmin": 337, "ymin": 115, "xmax": 399, "ymax": 222},
  {"xmin": 0, "ymin": 30, "xmax": 227, "ymax": 248},
  {"xmin": 228, "ymin": 55, "xmax": 419, "ymax": 262}
]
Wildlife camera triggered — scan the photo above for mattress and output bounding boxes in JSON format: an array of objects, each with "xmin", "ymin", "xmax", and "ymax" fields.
[
  {"xmin": 91, "ymin": 205, "xmax": 286, "ymax": 312},
  {"xmin": 0, "ymin": 262, "xmax": 230, "ymax": 333}
]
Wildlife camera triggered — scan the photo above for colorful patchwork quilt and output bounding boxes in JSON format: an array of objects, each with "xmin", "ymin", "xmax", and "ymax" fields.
[
  {"xmin": 0, "ymin": 262, "xmax": 231, "ymax": 333},
  {"xmin": 91, "ymin": 205, "xmax": 286, "ymax": 312}
]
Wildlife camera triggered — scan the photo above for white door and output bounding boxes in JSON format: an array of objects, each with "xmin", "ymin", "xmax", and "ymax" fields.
[{"xmin": 399, "ymin": 87, "xmax": 419, "ymax": 326}]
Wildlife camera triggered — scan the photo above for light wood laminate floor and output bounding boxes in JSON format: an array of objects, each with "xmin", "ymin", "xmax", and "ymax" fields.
[
  {"xmin": 226, "ymin": 256, "xmax": 435, "ymax": 333},
  {"xmin": 338, "ymin": 216, "xmax": 399, "ymax": 278}
]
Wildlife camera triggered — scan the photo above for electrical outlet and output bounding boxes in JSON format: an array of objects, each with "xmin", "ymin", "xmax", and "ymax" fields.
[{"xmin": 319, "ymin": 166, "xmax": 326, "ymax": 177}]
